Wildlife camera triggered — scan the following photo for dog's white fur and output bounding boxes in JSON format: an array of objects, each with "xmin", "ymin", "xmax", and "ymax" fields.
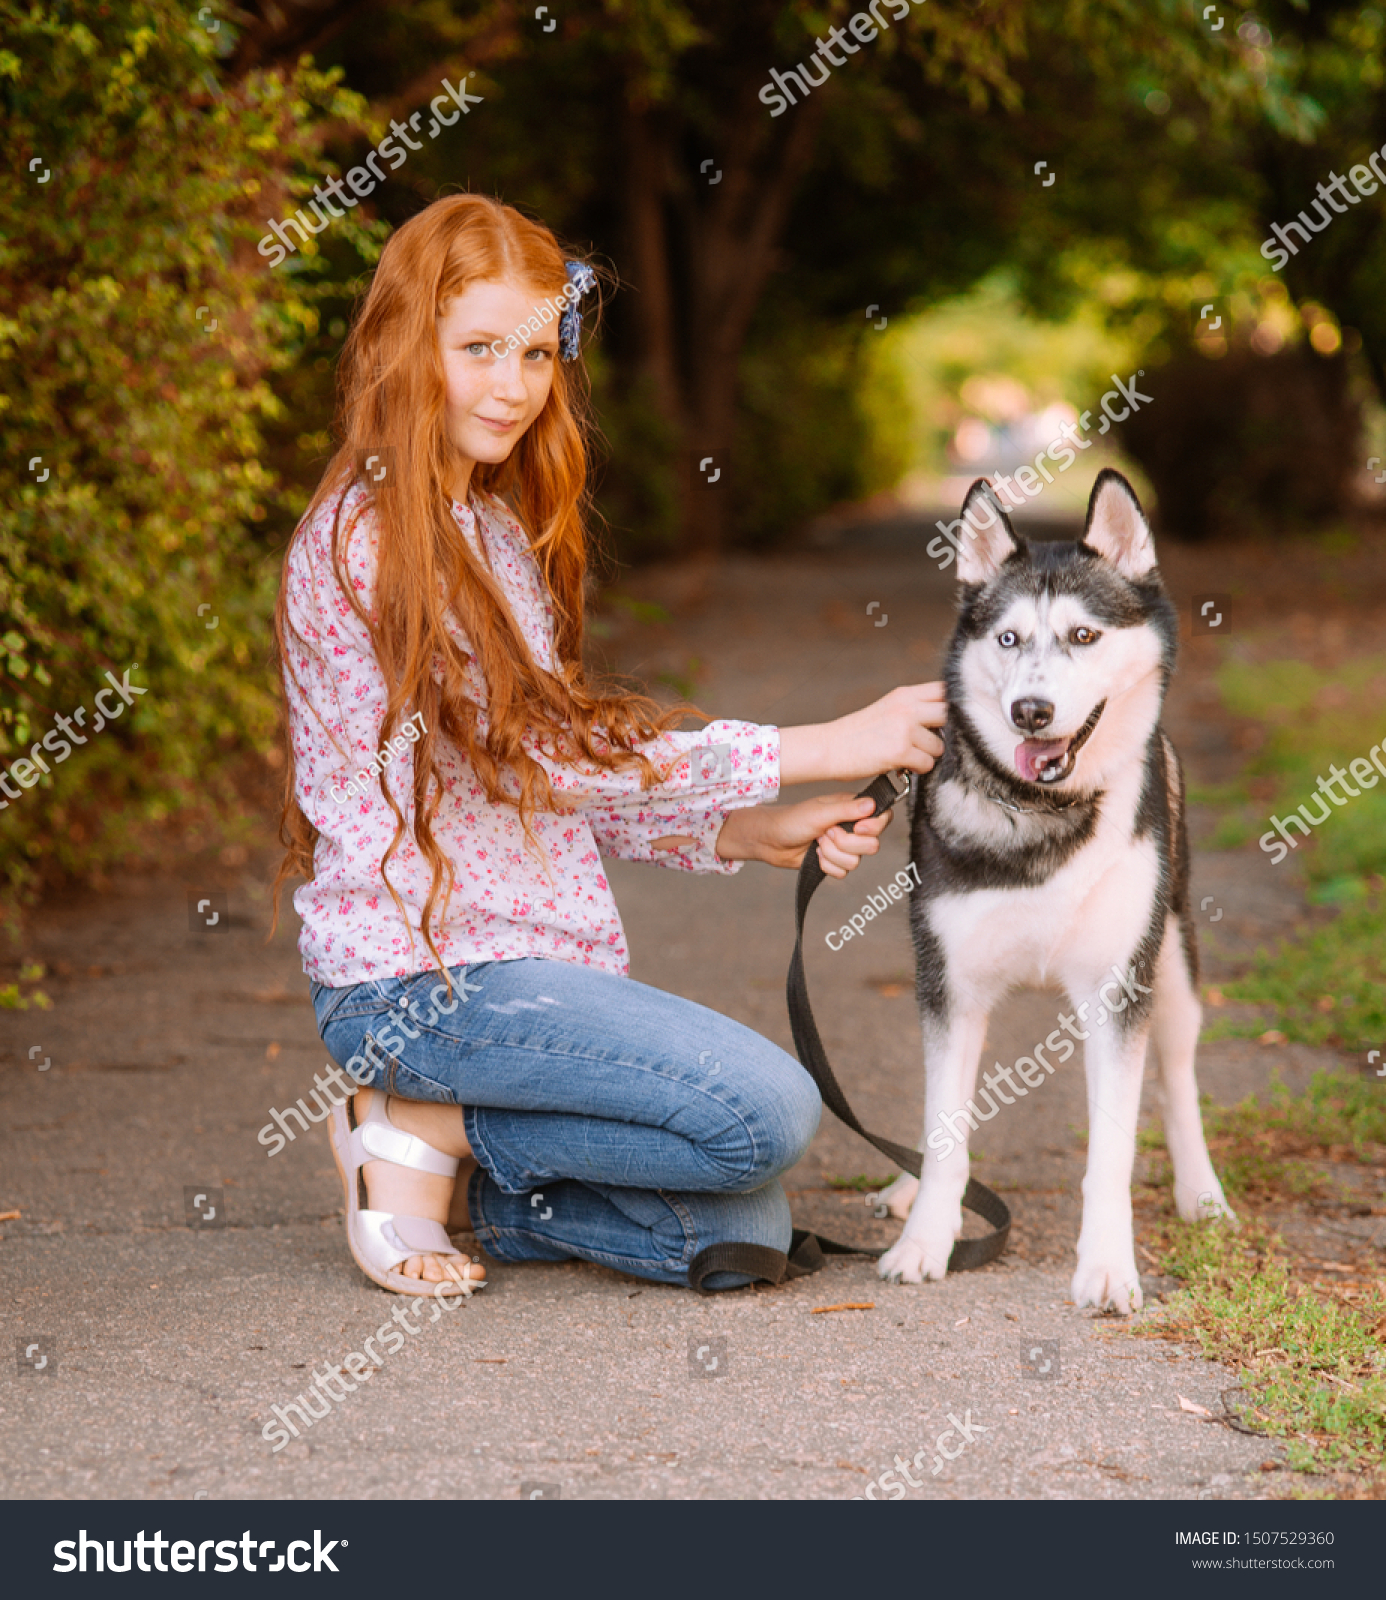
[{"xmin": 876, "ymin": 480, "xmax": 1232, "ymax": 1313}]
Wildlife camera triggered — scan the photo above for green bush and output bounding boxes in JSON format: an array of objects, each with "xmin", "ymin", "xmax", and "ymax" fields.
[
  {"xmin": 0, "ymin": 1, "xmax": 377, "ymax": 929},
  {"xmin": 734, "ymin": 310, "xmax": 911, "ymax": 549}
]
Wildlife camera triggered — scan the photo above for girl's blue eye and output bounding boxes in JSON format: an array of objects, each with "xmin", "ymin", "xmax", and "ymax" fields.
[{"xmin": 464, "ymin": 342, "xmax": 490, "ymax": 356}]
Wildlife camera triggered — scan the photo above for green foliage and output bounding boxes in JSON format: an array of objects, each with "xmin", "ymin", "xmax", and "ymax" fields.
[
  {"xmin": 585, "ymin": 358, "xmax": 685, "ymax": 563},
  {"xmin": 1191, "ymin": 1069, "xmax": 1386, "ymax": 1199},
  {"xmin": 1215, "ymin": 900, "xmax": 1386, "ymax": 1053},
  {"xmin": 883, "ymin": 270, "xmax": 1141, "ymax": 492},
  {"xmin": 1200, "ymin": 652, "xmax": 1386, "ymax": 892},
  {"xmin": 0, "ymin": 0, "xmax": 378, "ymax": 923},
  {"xmin": 1189, "ymin": 651, "xmax": 1386, "ymax": 1050},
  {"xmin": 734, "ymin": 311, "xmax": 911, "ymax": 547},
  {"xmin": 1146, "ymin": 1218, "xmax": 1386, "ymax": 1479}
]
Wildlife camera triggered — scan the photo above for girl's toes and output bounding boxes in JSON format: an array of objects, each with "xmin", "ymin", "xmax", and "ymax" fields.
[{"xmin": 444, "ymin": 1256, "xmax": 485, "ymax": 1288}]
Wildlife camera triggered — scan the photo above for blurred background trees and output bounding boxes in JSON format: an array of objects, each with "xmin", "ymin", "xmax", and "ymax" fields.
[{"xmin": 3, "ymin": 0, "xmax": 1385, "ymax": 918}]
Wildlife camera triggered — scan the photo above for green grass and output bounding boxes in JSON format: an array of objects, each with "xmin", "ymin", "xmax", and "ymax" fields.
[
  {"xmin": 1140, "ymin": 1219, "xmax": 1386, "ymax": 1483},
  {"xmin": 0, "ymin": 961, "xmax": 52, "ymax": 1011},
  {"xmin": 1204, "ymin": 1070, "xmax": 1386, "ymax": 1199},
  {"xmin": 1207, "ymin": 653, "xmax": 1386, "ymax": 894},
  {"xmin": 1206, "ymin": 898, "xmax": 1386, "ymax": 1052},
  {"xmin": 604, "ymin": 593, "xmax": 672, "ymax": 625},
  {"xmin": 1194, "ymin": 653, "xmax": 1386, "ymax": 1044},
  {"xmin": 654, "ymin": 658, "xmax": 705, "ymax": 703},
  {"xmin": 1134, "ymin": 1064, "xmax": 1386, "ymax": 1487},
  {"xmin": 1141, "ymin": 1070, "xmax": 1385, "ymax": 1202}
]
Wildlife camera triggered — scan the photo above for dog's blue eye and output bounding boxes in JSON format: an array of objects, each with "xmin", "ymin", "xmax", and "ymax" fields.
[
  {"xmin": 998, "ymin": 630, "xmax": 1018, "ymax": 648},
  {"xmin": 1071, "ymin": 626, "xmax": 1101, "ymax": 646}
]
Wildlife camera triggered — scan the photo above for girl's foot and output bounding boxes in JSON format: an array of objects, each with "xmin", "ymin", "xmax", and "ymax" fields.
[{"xmin": 355, "ymin": 1088, "xmax": 486, "ymax": 1288}]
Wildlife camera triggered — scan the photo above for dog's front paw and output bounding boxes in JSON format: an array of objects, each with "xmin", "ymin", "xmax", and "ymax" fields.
[
  {"xmin": 874, "ymin": 1172, "xmax": 919, "ymax": 1220},
  {"xmin": 878, "ymin": 1231, "xmax": 951, "ymax": 1284},
  {"xmin": 1071, "ymin": 1252, "xmax": 1143, "ymax": 1315}
]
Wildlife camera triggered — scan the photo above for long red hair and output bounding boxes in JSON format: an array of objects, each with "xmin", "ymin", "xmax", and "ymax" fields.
[{"xmin": 272, "ymin": 194, "xmax": 696, "ymax": 971}]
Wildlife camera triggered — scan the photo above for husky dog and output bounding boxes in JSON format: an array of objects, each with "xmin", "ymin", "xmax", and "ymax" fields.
[{"xmin": 876, "ymin": 470, "xmax": 1232, "ymax": 1313}]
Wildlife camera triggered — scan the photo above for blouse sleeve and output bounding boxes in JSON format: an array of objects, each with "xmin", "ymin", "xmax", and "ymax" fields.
[
  {"xmin": 581, "ymin": 721, "xmax": 781, "ymax": 874},
  {"xmin": 281, "ymin": 488, "xmax": 418, "ymax": 833}
]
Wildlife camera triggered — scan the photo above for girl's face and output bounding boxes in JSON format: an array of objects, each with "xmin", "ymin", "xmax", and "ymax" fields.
[{"xmin": 436, "ymin": 278, "xmax": 560, "ymax": 485}]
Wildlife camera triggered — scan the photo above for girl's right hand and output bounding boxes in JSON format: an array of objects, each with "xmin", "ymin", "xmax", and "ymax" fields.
[{"xmin": 779, "ymin": 683, "xmax": 947, "ymax": 785}]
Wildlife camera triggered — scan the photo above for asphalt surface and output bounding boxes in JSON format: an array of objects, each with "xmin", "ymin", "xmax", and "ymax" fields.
[{"xmin": 0, "ymin": 510, "xmax": 1347, "ymax": 1500}]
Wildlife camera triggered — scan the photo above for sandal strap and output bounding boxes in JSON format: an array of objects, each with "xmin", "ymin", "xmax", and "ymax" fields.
[
  {"xmin": 359, "ymin": 1210, "xmax": 463, "ymax": 1268},
  {"xmin": 349, "ymin": 1097, "xmax": 460, "ymax": 1180}
]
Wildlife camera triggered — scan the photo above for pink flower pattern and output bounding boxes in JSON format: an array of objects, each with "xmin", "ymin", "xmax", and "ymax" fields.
[{"xmin": 282, "ymin": 483, "xmax": 781, "ymax": 987}]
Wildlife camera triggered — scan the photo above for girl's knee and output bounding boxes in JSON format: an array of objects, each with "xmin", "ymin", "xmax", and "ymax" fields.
[
  {"xmin": 690, "ymin": 1042, "xmax": 821, "ymax": 1190},
  {"xmin": 743, "ymin": 1054, "xmax": 821, "ymax": 1186}
]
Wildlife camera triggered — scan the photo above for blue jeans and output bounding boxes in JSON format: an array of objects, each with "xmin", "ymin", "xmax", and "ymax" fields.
[{"xmin": 310, "ymin": 958, "xmax": 821, "ymax": 1291}]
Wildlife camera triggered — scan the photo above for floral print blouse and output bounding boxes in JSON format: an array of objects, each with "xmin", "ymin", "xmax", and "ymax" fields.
[{"xmin": 282, "ymin": 482, "xmax": 781, "ymax": 988}]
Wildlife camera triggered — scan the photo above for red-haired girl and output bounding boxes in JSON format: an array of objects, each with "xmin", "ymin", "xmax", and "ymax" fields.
[{"xmin": 275, "ymin": 195, "xmax": 945, "ymax": 1297}]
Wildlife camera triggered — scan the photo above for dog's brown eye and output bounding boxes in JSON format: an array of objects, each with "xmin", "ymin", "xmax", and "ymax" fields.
[
  {"xmin": 998, "ymin": 630, "xmax": 1019, "ymax": 648},
  {"xmin": 1072, "ymin": 626, "xmax": 1100, "ymax": 646}
]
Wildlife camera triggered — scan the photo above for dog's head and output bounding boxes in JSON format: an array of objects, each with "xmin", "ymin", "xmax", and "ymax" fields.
[{"xmin": 946, "ymin": 469, "xmax": 1177, "ymax": 792}]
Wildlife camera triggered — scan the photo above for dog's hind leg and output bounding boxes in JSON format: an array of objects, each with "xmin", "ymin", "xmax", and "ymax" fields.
[
  {"xmin": 1151, "ymin": 914, "xmax": 1234, "ymax": 1224},
  {"xmin": 878, "ymin": 1009, "xmax": 988, "ymax": 1284},
  {"xmin": 875, "ymin": 1170, "xmax": 919, "ymax": 1220}
]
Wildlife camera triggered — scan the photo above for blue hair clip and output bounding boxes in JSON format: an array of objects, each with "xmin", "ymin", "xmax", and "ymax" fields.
[{"xmin": 559, "ymin": 260, "xmax": 597, "ymax": 362}]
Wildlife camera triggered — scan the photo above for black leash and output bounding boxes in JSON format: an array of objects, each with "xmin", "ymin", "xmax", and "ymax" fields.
[{"xmin": 689, "ymin": 769, "xmax": 1011, "ymax": 1292}]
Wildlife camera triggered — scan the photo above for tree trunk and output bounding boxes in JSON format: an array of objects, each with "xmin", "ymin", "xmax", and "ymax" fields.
[{"xmin": 622, "ymin": 77, "xmax": 829, "ymax": 553}]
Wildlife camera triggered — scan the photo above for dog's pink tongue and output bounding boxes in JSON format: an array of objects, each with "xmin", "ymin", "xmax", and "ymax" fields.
[{"xmin": 1015, "ymin": 739, "xmax": 1067, "ymax": 782}]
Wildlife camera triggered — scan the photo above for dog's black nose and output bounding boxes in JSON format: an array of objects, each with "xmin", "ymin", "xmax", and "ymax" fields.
[{"xmin": 1011, "ymin": 698, "xmax": 1054, "ymax": 733}]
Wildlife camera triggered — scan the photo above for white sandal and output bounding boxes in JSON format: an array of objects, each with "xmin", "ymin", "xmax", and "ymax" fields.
[{"xmin": 328, "ymin": 1092, "xmax": 485, "ymax": 1298}]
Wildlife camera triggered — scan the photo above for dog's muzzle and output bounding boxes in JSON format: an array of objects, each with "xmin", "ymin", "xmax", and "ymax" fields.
[{"xmin": 1014, "ymin": 698, "xmax": 1107, "ymax": 784}]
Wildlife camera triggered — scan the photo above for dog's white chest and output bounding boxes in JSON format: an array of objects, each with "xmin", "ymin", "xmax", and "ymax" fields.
[{"xmin": 925, "ymin": 802, "xmax": 1159, "ymax": 995}]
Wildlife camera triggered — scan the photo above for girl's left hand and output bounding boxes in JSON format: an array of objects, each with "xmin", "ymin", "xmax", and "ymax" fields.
[{"xmin": 710, "ymin": 793, "xmax": 893, "ymax": 876}]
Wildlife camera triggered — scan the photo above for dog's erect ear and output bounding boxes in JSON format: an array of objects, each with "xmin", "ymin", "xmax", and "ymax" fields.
[
  {"xmin": 955, "ymin": 479, "xmax": 1021, "ymax": 585},
  {"xmin": 1082, "ymin": 469, "xmax": 1156, "ymax": 578}
]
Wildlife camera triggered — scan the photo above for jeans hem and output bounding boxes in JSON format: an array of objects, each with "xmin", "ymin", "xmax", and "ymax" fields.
[
  {"xmin": 464, "ymin": 1107, "xmax": 535, "ymax": 1195},
  {"xmin": 473, "ymin": 1223, "xmax": 690, "ymax": 1281},
  {"xmin": 467, "ymin": 1168, "xmax": 694, "ymax": 1281}
]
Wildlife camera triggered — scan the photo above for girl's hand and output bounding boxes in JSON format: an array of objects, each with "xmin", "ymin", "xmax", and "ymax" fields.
[
  {"xmin": 779, "ymin": 683, "xmax": 947, "ymax": 785},
  {"xmin": 712, "ymin": 794, "xmax": 893, "ymax": 876}
]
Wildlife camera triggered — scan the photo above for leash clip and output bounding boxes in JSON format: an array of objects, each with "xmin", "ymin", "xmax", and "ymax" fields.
[{"xmin": 883, "ymin": 768, "xmax": 912, "ymax": 803}]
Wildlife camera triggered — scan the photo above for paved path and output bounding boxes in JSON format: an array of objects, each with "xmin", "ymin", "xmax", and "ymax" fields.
[{"xmin": 1, "ymin": 513, "xmax": 1347, "ymax": 1499}]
